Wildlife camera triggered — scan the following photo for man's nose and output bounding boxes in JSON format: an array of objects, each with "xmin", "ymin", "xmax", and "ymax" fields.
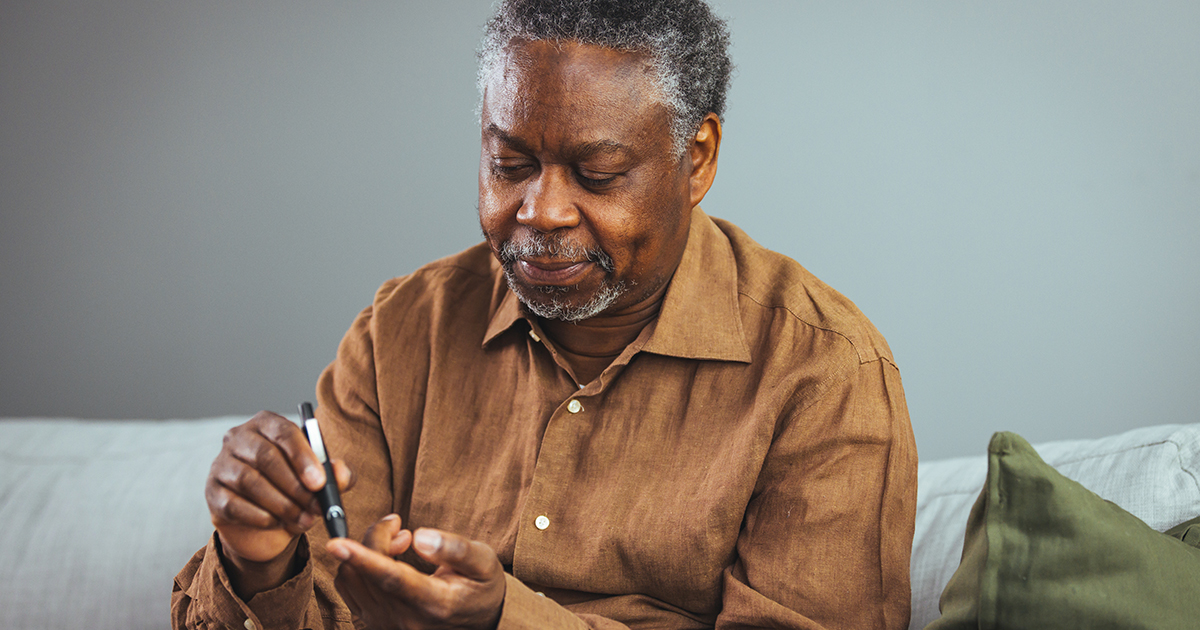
[{"xmin": 516, "ymin": 167, "xmax": 580, "ymax": 233}]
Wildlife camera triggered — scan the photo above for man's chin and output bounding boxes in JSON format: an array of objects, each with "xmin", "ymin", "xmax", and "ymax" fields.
[{"xmin": 506, "ymin": 277, "xmax": 627, "ymax": 322}]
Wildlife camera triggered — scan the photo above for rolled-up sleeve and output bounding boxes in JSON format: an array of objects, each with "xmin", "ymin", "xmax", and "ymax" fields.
[{"xmin": 171, "ymin": 533, "xmax": 350, "ymax": 630}]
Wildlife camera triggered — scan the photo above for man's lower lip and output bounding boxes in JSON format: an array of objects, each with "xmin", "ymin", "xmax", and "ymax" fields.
[{"xmin": 518, "ymin": 260, "xmax": 593, "ymax": 284}]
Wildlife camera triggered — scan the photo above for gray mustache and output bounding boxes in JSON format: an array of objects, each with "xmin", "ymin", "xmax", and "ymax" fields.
[{"xmin": 498, "ymin": 234, "xmax": 615, "ymax": 273}]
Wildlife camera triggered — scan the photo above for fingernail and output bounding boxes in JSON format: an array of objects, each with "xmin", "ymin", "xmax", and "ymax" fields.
[
  {"xmin": 413, "ymin": 529, "xmax": 442, "ymax": 554},
  {"xmin": 329, "ymin": 542, "xmax": 350, "ymax": 560},
  {"xmin": 383, "ymin": 514, "xmax": 399, "ymax": 522},
  {"xmin": 298, "ymin": 512, "xmax": 316, "ymax": 528},
  {"xmin": 303, "ymin": 465, "xmax": 324, "ymax": 488}
]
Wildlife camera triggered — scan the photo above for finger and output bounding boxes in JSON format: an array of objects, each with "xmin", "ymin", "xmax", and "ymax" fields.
[
  {"xmin": 222, "ymin": 416, "xmax": 316, "ymax": 512},
  {"xmin": 330, "ymin": 458, "xmax": 356, "ymax": 493},
  {"xmin": 248, "ymin": 411, "xmax": 326, "ymax": 493},
  {"xmin": 411, "ymin": 529, "xmax": 502, "ymax": 582},
  {"xmin": 358, "ymin": 514, "xmax": 413, "ymax": 558},
  {"xmin": 208, "ymin": 456, "xmax": 316, "ymax": 534},
  {"xmin": 327, "ymin": 538, "xmax": 437, "ymax": 602},
  {"xmin": 206, "ymin": 479, "xmax": 283, "ymax": 530},
  {"xmin": 207, "ymin": 482, "xmax": 307, "ymax": 563},
  {"xmin": 389, "ymin": 529, "xmax": 414, "ymax": 558},
  {"xmin": 361, "ymin": 514, "xmax": 403, "ymax": 554}
]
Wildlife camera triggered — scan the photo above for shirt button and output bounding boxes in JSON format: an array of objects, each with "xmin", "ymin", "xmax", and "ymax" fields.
[
  {"xmin": 244, "ymin": 619, "xmax": 256, "ymax": 630},
  {"xmin": 535, "ymin": 515, "xmax": 550, "ymax": 530},
  {"xmin": 567, "ymin": 399, "xmax": 583, "ymax": 413}
]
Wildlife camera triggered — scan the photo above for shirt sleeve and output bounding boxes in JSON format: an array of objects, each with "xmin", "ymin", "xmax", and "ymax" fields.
[
  {"xmin": 716, "ymin": 357, "xmax": 918, "ymax": 630},
  {"xmin": 494, "ymin": 576, "xmax": 609, "ymax": 630},
  {"xmin": 172, "ymin": 532, "xmax": 352, "ymax": 630},
  {"xmin": 171, "ymin": 298, "xmax": 395, "ymax": 630}
]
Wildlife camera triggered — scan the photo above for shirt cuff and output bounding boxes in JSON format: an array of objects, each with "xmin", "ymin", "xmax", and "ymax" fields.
[
  {"xmin": 183, "ymin": 532, "xmax": 318, "ymax": 630},
  {"xmin": 495, "ymin": 574, "xmax": 591, "ymax": 630}
]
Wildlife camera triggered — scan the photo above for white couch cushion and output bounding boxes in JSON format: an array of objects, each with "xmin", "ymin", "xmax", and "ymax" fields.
[
  {"xmin": 909, "ymin": 423, "xmax": 1200, "ymax": 630},
  {"xmin": 0, "ymin": 417, "xmax": 246, "ymax": 630}
]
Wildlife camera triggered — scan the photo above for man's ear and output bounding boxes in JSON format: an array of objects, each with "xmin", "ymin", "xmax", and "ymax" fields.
[{"xmin": 687, "ymin": 112, "xmax": 722, "ymax": 207}]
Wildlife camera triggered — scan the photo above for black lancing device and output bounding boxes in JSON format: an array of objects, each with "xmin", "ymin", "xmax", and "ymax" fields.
[{"xmin": 299, "ymin": 402, "xmax": 349, "ymax": 539}]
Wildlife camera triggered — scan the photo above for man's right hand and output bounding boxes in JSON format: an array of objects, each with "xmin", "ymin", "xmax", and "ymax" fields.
[{"xmin": 205, "ymin": 410, "xmax": 355, "ymax": 597}]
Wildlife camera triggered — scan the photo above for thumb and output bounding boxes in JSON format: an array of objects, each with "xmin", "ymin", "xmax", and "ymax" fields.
[{"xmin": 411, "ymin": 529, "xmax": 498, "ymax": 581}]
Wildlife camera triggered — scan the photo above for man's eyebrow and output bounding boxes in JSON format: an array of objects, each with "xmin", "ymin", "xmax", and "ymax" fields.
[
  {"xmin": 570, "ymin": 139, "xmax": 634, "ymax": 160},
  {"xmin": 484, "ymin": 124, "xmax": 534, "ymax": 154},
  {"xmin": 484, "ymin": 124, "xmax": 634, "ymax": 160}
]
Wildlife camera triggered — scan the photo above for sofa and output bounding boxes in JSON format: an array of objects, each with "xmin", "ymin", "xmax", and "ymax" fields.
[{"xmin": 1, "ymin": 416, "xmax": 1197, "ymax": 629}]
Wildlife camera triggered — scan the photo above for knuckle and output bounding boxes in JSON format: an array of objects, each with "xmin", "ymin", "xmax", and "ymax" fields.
[
  {"xmin": 206, "ymin": 487, "xmax": 232, "ymax": 517},
  {"xmin": 220, "ymin": 428, "xmax": 239, "ymax": 450},
  {"xmin": 248, "ymin": 438, "xmax": 274, "ymax": 466},
  {"xmin": 221, "ymin": 425, "xmax": 257, "ymax": 460},
  {"xmin": 259, "ymin": 414, "xmax": 296, "ymax": 441},
  {"xmin": 225, "ymin": 463, "xmax": 253, "ymax": 490},
  {"xmin": 210, "ymin": 460, "xmax": 239, "ymax": 489},
  {"xmin": 276, "ymin": 499, "xmax": 301, "ymax": 520}
]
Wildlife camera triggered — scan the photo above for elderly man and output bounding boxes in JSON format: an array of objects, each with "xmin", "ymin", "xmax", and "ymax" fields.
[{"xmin": 173, "ymin": 1, "xmax": 916, "ymax": 628}]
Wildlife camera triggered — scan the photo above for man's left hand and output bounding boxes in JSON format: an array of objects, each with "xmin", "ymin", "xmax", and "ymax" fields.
[{"xmin": 327, "ymin": 514, "xmax": 506, "ymax": 630}]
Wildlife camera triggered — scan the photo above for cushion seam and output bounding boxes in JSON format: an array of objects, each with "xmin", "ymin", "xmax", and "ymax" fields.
[
  {"xmin": 1042, "ymin": 437, "xmax": 1176, "ymax": 468},
  {"xmin": 1169, "ymin": 435, "xmax": 1200, "ymax": 495}
]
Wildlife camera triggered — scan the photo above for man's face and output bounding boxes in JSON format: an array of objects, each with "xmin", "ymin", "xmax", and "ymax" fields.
[{"xmin": 478, "ymin": 40, "xmax": 694, "ymax": 321}]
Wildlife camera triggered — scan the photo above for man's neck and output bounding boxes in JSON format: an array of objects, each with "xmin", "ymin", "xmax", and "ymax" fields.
[{"xmin": 540, "ymin": 282, "xmax": 669, "ymax": 385}]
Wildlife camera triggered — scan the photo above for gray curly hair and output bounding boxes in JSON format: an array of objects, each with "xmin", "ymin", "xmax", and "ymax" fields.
[{"xmin": 477, "ymin": 0, "xmax": 733, "ymax": 156}]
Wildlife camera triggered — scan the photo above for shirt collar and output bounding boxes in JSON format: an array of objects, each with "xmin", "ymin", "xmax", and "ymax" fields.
[
  {"xmin": 482, "ymin": 275, "xmax": 525, "ymax": 346},
  {"xmin": 640, "ymin": 206, "xmax": 751, "ymax": 362},
  {"xmin": 482, "ymin": 207, "xmax": 752, "ymax": 363}
]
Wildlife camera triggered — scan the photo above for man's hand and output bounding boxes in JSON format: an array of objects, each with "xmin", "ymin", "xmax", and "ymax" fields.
[
  {"xmin": 329, "ymin": 514, "xmax": 506, "ymax": 630},
  {"xmin": 205, "ymin": 411, "xmax": 355, "ymax": 596}
]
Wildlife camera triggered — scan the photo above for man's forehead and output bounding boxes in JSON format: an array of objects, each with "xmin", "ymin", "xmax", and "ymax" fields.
[{"xmin": 489, "ymin": 39, "xmax": 656, "ymax": 96}]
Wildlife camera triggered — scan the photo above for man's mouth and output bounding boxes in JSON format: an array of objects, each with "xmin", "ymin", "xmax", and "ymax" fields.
[
  {"xmin": 517, "ymin": 259, "xmax": 593, "ymax": 284},
  {"xmin": 497, "ymin": 233, "xmax": 614, "ymax": 286}
]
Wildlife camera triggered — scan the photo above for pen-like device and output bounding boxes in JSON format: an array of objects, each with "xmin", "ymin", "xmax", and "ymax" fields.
[{"xmin": 299, "ymin": 402, "xmax": 349, "ymax": 539}]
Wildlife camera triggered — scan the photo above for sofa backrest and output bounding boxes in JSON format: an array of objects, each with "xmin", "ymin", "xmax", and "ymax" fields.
[
  {"xmin": 5, "ymin": 417, "xmax": 1196, "ymax": 630},
  {"xmin": 909, "ymin": 423, "xmax": 1200, "ymax": 630}
]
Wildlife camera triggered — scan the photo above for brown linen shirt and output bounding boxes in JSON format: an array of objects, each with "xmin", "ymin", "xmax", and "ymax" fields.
[{"xmin": 173, "ymin": 208, "xmax": 918, "ymax": 630}]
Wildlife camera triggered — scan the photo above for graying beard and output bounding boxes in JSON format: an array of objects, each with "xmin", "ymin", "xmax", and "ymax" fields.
[
  {"xmin": 497, "ymin": 233, "xmax": 625, "ymax": 321},
  {"xmin": 504, "ymin": 274, "xmax": 627, "ymax": 322}
]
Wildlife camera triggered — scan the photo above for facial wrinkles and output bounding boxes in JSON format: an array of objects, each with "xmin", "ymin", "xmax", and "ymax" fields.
[
  {"xmin": 479, "ymin": 41, "xmax": 687, "ymax": 323},
  {"xmin": 493, "ymin": 44, "xmax": 661, "ymax": 149}
]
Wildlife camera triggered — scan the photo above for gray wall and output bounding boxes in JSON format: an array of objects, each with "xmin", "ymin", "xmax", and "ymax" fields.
[{"xmin": 2, "ymin": 1, "xmax": 1197, "ymax": 460}]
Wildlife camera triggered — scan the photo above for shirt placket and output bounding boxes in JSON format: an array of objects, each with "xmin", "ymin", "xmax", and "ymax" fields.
[
  {"xmin": 512, "ymin": 316, "xmax": 657, "ymax": 582},
  {"xmin": 510, "ymin": 382, "xmax": 591, "ymax": 582}
]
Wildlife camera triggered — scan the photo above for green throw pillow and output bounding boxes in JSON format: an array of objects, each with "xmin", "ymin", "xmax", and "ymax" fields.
[{"xmin": 925, "ymin": 432, "xmax": 1200, "ymax": 630}]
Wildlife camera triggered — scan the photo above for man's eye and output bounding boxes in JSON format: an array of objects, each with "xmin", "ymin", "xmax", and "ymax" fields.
[
  {"xmin": 576, "ymin": 171, "xmax": 619, "ymax": 188},
  {"xmin": 491, "ymin": 161, "xmax": 533, "ymax": 179}
]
